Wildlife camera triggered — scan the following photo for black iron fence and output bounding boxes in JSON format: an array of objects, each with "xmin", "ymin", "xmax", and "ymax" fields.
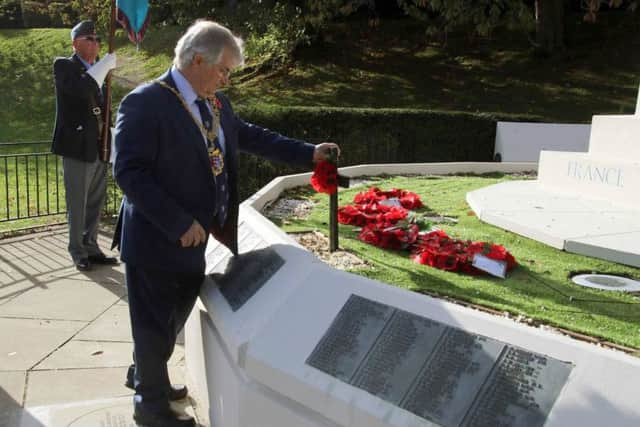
[
  {"xmin": 0, "ymin": 141, "xmax": 121, "ymax": 223},
  {"xmin": 0, "ymin": 140, "xmax": 301, "ymax": 225}
]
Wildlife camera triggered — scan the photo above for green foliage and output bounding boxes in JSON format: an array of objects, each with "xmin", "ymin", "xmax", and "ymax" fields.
[
  {"xmin": 68, "ymin": 0, "xmax": 111, "ymax": 33},
  {"xmin": 302, "ymin": 0, "xmax": 368, "ymax": 29},
  {"xmin": 0, "ymin": 0, "xmax": 22, "ymax": 28},
  {"xmin": 396, "ymin": 0, "xmax": 535, "ymax": 38},
  {"xmin": 21, "ymin": 0, "xmax": 50, "ymax": 28},
  {"xmin": 47, "ymin": 1, "xmax": 77, "ymax": 27},
  {"xmin": 232, "ymin": 105, "xmax": 515, "ymax": 199},
  {"xmin": 239, "ymin": 2, "xmax": 308, "ymax": 66}
]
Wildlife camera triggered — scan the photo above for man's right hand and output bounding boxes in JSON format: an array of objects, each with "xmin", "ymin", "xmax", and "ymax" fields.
[{"xmin": 179, "ymin": 220, "xmax": 207, "ymax": 247}]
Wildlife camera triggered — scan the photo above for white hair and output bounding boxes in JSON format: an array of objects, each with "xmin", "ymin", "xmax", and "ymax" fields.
[{"xmin": 173, "ymin": 20, "xmax": 244, "ymax": 69}]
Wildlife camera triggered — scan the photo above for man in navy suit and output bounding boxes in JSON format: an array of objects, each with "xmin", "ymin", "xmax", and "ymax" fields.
[
  {"xmin": 113, "ymin": 20, "xmax": 339, "ymax": 427},
  {"xmin": 51, "ymin": 20, "xmax": 119, "ymax": 271}
]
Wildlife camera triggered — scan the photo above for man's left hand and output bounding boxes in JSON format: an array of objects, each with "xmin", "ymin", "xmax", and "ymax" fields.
[{"xmin": 313, "ymin": 142, "xmax": 341, "ymax": 163}]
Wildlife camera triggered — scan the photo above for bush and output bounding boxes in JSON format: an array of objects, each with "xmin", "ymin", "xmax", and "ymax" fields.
[
  {"xmin": 233, "ymin": 106, "xmax": 528, "ymax": 199},
  {"xmin": 0, "ymin": 0, "xmax": 22, "ymax": 28},
  {"xmin": 47, "ymin": 1, "xmax": 76, "ymax": 27},
  {"xmin": 21, "ymin": 0, "xmax": 51, "ymax": 28}
]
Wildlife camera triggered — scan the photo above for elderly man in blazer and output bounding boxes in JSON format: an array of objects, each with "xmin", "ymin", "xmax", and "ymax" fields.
[
  {"xmin": 51, "ymin": 20, "xmax": 118, "ymax": 271},
  {"xmin": 113, "ymin": 20, "xmax": 339, "ymax": 427}
]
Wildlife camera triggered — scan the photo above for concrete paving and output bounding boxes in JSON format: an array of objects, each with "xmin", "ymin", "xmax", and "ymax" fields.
[
  {"xmin": 0, "ymin": 226, "xmax": 203, "ymax": 427},
  {"xmin": 466, "ymin": 179, "xmax": 640, "ymax": 268}
]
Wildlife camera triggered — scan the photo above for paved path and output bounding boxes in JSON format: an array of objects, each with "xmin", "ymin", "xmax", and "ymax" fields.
[{"xmin": 0, "ymin": 226, "xmax": 202, "ymax": 426}]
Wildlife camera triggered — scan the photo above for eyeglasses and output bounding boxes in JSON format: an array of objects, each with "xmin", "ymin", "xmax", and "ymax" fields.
[
  {"xmin": 80, "ymin": 36, "xmax": 101, "ymax": 43},
  {"xmin": 218, "ymin": 65, "xmax": 231, "ymax": 79}
]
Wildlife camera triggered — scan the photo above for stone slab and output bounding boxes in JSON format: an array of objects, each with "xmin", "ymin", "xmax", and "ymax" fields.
[
  {"xmin": 494, "ymin": 122, "xmax": 590, "ymax": 162},
  {"xmin": 0, "ymin": 276, "xmax": 125, "ymax": 321},
  {"xmin": 25, "ymin": 368, "xmax": 131, "ymax": 407},
  {"xmin": 242, "ymin": 267, "xmax": 640, "ymax": 427},
  {"xmin": 587, "ymin": 115, "xmax": 640, "ymax": 159},
  {"xmin": 0, "ymin": 279, "xmax": 40, "ymax": 306},
  {"xmin": 537, "ymin": 151, "xmax": 640, "ymax": 210},
  {"xmin": 34, "ymin": 340, "xmax": 185, "ymax": 370},
  {"xmin": 306, "ymin": 296, "xmax": 572, "ymax": 427},
  {"xmin": 199, "ymin": 207, "xmax": 323, "ymax": 367},
  {"xmin": 0, "ymin": 318, "xmax": 84, "ymax": 371},
  {"xmin": 75, "ymin": 304, "xmax": 132, "ymax": 342},
  {"xmin": 24, "ymin": 366, "xmax": 185, "ymax": 407},
  {"xmin": 0, "ymin": 371, "xmax": 26, "ymax": 427},
  {"xmin": 209, "ymin": 223, "xmax": 286, "ymax": 312},
  {"xmin": 566, "ymin": 231, "xmax": 640, "ymax": 268},
  {"xmin": 466, "ymin": 180, "xmax": 640, "ymax": 266},
  {"xmin": 20, "ymin": 396, "xmax": 196, "ymax": 427}
]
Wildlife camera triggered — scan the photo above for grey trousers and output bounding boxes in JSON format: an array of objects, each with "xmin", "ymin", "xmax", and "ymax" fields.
[{"xmin": 62, "ymin": 156, "xmax": 107, "ymax": 262}]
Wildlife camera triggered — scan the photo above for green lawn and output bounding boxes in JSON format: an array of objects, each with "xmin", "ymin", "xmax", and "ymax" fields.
[
  {"xmin": 271, "ymin": 174, "xmax": 640, "ymax": 351},
  {"xmin": 228, "ymin": 18, "xmax": 640, "ymax": 122},
  {"xmin": 2, "ymin": 17, "xmax": 639, "ymax": 144}
]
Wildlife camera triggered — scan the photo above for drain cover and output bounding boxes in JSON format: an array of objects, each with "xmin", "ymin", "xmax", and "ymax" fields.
[{"xmin": 571, "ymin": 274, "xmax": 640, "ymax": 292}]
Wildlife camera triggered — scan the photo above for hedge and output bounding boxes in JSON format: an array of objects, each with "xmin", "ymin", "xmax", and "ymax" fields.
[{"xmin": 233, "ymin": 106, "xmax": 539, "ymax": 199}]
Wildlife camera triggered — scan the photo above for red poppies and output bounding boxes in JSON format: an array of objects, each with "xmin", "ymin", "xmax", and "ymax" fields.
[
  {"xmin": 310, "ymin": 161, "xmax": 338, "ymax": 194},
  {"xmin": 410, "ymin": 230, "xmax": 517, "ymax": 274},
  {"xmin": 334, "ymin": 186, "xmax": 517, "ymax": 275}
]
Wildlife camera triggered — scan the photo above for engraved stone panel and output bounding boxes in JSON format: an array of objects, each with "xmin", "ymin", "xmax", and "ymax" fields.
[
  {"xmin": 401, "ymin": 330, "xmax": 505, "ymax": 426},
  {"xmin": 461, "ymin": 347, "xmax": 572, "ymax": 427},
  {"xmin": 306, "ymin": 295, "xmax": 573, "ymax": 427},
  {"xmin": 210, "ymin": 224, "xmax": 284, "ymax": 311},
  {"xmin": 306, "ymin": 295, "xmax": 394, "ymax": 382},
  {"xmin": 352, "ymin": 310, "xmax": 446, "ymax": 404},
  {"xmin": 215, "ymin": 246, "xmax": 285, "ymax": 311}
]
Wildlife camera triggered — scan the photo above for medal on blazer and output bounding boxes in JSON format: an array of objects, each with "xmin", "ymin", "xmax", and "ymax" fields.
[{"xmin": 208, "ymin": 146, "xmax": 224, "ymax": 176}]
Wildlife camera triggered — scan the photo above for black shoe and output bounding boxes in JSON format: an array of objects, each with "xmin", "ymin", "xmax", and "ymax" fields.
[
  {"xmin": 75, "ymin": 258, "xmax": 90, "ymax": 271},
  {"xmin": 126, "ymin": 366, "xmax": 189, "ymax": 401},
  {"xmin": 133, "ymin": 406, "xmax": 195, "ymax": 427},
  {"xmin": 88, "ymin": 253, "xmax": 119, "ymax": 265}
]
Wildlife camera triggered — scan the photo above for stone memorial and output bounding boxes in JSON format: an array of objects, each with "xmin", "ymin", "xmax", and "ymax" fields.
[
  {"xmin": 468, "ymin": 112, "xmax": 640, "ymax": 267},
  {"xmin": 493, "ymin": 122, "xmax": 590, "ymax": 162},
  {"xmin": 307, "ymin": 295, "xmax": 572, "ymax": 427},
  {"xmin": 185, "ymin": 189, "xmax": 640, "ymax": 427}
]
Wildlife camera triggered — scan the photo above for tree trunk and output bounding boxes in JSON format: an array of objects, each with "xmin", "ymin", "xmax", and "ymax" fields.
[{"xmin": 535, "ymin": 0, "xmax": 566, "ymax": 55}]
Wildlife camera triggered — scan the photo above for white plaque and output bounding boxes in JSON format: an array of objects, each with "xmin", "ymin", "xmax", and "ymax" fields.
[
  {"xmin": 472, "ymin": 253, "xmax": 507, "ymax": 278},
  {"xmin": 379, "ymin": 198, "xmax": 402, "ymax": 207}
]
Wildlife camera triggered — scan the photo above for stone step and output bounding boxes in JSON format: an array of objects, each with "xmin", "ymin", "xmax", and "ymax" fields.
[
  {"xmin": 537, "ymin": 151, "xmax": 640, "ymax": 210},
  {"xmin": 588, "ymin": 115, "xmax": 640, "ymax": 159}
]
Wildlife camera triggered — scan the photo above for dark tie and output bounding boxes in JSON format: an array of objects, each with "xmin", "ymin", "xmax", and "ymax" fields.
[{"xmin": 195, "ymin": 97, "xmax": 229, "ymax": 227}]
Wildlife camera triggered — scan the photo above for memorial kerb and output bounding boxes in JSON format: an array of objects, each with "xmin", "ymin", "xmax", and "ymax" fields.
[
  {"xmin": 307, "ymin": 295, "xmax": 573, "ymax": 427},
  {"xmin": 207, "ymin": 222, "xmax": 286, "ymax": 312}
]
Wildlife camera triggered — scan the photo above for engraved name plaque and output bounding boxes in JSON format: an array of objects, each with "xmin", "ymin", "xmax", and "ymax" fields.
[
  {"xmin": 210, "ymin": 223, "xmax": 285, "ymax": 311},
  {"xmin": 306, "ymin": 295, "xmax": 573, "ymax": 427}
]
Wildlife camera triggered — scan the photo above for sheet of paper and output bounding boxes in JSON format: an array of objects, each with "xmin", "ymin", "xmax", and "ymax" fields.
[{"xmin": 472, "ymin": 253, "xmax": 507, "ymax": 278}]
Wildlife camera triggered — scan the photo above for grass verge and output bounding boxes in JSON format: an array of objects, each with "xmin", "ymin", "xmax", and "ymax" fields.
[{"xmin": 270, "ymin": 174, "xmax": 640, "ymax": 350}]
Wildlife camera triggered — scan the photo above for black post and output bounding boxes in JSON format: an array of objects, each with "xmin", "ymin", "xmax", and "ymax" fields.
[
  {"xmin": 329, "ymin": 148, "xmax": 339, "ymax": 252},
  {"xmin": 329, "ymin": 189, "xmax": 338, "ymax": 252}
]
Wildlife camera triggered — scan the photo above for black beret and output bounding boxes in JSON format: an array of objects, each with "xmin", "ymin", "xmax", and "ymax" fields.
[{"xmin": 71, "ymin": 20, "xmax": 96, "ymax": 40}]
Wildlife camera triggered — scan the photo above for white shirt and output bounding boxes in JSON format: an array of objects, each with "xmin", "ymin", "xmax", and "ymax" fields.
[{"xmin": 170, "ymin": 66, "xmax": 226, "ymax": 153}]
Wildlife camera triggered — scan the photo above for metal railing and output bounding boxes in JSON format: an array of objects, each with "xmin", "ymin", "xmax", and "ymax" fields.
[
  {"xmin": 0, "ymin": 141, "xmax": 121, "ymax": 223},
  {"xmin": 0, "ymin": 138, "xmax": 333, "ymax": 225}
]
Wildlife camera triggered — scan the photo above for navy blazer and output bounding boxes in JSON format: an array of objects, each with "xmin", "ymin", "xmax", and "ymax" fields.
[
  {"xmin": 113, "ymin": 69, "xmax": 315, "ymax": 273},
  {"xmin": 51, "ymin": 54, "xmax": 108, "ymax": 161}
]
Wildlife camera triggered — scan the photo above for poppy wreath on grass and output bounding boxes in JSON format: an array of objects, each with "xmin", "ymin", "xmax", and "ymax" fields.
[
  {"xmin": 410, "ymin": 229, "xmax": 517, "ymax": 274},
  {"xmin": 333, "ymin": 186, "xmax": 517, "ymax": 275}
]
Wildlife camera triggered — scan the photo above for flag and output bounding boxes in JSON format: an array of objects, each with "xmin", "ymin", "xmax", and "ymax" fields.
[{"xmin": 116, "ymin": 0, "xmax": 150, "ymax": 44}]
